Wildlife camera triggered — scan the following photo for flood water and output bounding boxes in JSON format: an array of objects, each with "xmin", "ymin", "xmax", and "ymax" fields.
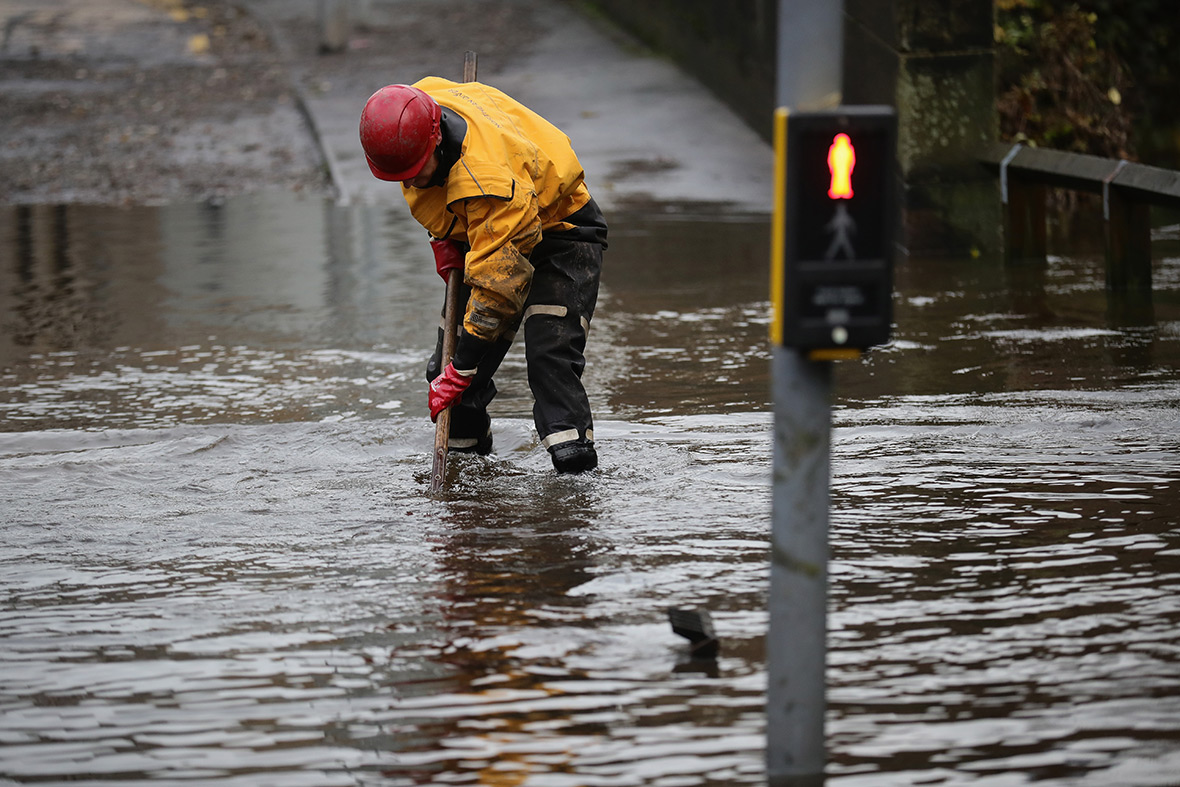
[{"xmin": 1, "ymin": 192, "xmax": 1178, "ymax": 786}]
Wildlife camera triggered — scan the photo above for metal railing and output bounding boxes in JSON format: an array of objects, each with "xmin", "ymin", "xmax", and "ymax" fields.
[{"xmin": 979, "ymin": 142, "xmax": 1180, "ymax": 289}]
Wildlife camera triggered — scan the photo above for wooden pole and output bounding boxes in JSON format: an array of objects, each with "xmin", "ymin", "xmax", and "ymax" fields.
[
  {"xmin": 1004, "ymin": 176, "xmax": 1048, "ymax": 265},
  {"xmin": 430, "ymin": 51, "xmax": 477, "ymax": 495}
]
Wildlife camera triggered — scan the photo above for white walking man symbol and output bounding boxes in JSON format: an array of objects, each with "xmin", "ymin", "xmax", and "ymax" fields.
[{"xmin": 824, "ymin": 204, "xmax": 857, "ymax": 260}]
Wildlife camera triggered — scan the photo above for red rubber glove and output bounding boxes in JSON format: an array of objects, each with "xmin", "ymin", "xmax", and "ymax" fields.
[
  {"xmin": 428, "ymin": 363, "xmax": 474, "ymax": 421},
  {"xmin": 430, "ymin": 239, "xmax": 464, "ymax": 283}
]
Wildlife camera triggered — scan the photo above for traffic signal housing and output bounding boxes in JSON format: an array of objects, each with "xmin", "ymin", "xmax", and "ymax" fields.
[{"xmin": 772, "ymin": 106, "xmax": 898, "ymax": 355}]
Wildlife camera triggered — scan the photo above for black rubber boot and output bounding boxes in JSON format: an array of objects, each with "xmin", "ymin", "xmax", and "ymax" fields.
[
  {"xmin": 448, "ymin": 407, "xmax": 493, "ymax": 456},
  {"xmin": 449, "ymin": 429, "xmax": 492, "ymax": 456},
  {"xmin": 550, "ymin": 439, "xmax": 598, "ymax": 473}
]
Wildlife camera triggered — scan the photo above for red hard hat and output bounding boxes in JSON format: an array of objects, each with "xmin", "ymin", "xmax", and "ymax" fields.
[{"xmin": 359, "ymin": 84, "xmax": 442, "ymax": 182}]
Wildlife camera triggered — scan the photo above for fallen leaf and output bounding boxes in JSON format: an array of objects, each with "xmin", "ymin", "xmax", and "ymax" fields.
[{"xmin": 188, "ymin": 33, "xmax": 210, "ymax": 55}]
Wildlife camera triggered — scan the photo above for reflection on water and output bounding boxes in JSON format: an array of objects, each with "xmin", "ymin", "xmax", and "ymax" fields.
[{"xmin": 1, "ymin": 193, "xmax": 1178, "ymax": 785}]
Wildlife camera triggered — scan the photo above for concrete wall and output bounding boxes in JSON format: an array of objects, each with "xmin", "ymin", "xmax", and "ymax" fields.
[
  {"xmin": 583, "ymin": 0, "xmax": 778, "ymax": 142},
  {"xmin": 845, "ymin": 0, "xmax": 1000, "ymax": 254},
  {"xmin": 585, "ymin": 0, "xmax": 1000, "ymax": 255}
]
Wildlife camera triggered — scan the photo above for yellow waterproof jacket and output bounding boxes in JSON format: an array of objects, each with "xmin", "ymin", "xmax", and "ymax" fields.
[{"xmin": 401, "ymin": 77, "xmax": 593, "ymax": 343}]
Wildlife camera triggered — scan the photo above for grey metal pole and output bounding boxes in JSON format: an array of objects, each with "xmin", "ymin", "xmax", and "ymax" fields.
[
  {"xmin": 317, "ymin": 0, "xmax": 350, "ymax": 54},
  {"xmin": 767, "ymin": 350, "xmax": 832, "ymax": 786},
  {"xmin": 768, "ymin": 0, "xmax": 844, "ymax": 784},
  {"xmin": 776, "ymin": 0, "xmax": 844, "ymax": 112}
]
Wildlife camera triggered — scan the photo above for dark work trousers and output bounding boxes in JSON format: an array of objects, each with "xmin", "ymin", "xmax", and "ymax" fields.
[{"xmin": 427, "ymin": 235, "xmax": 603, "ymax": 453}]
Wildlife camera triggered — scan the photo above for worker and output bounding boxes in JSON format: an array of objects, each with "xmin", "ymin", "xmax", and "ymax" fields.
[{"xmin": 358, "ymin": 78, "xmax": 607, "ymax": 473}]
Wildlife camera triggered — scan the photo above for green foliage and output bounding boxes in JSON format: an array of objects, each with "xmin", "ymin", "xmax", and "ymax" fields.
[
  {"xmin": 996, "ymin": 0, "xmax": 1180, "ymax": 165},
  {"xmin": 996, "ymin": 0, "xmax": 1134, "ymax": 159}
]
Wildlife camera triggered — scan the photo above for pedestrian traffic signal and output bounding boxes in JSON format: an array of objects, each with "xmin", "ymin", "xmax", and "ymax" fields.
[{"xmin": 771, "ymin": 106, "xmax": 897, "ymax": 355}]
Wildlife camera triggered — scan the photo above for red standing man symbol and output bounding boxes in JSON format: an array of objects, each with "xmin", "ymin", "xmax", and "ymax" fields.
[{"xmin": 827, "ymin": 133, "xmax": 855, "ymax": 199}]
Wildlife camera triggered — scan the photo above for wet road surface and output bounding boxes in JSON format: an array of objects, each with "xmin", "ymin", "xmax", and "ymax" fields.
[{"xmin": 1, "ymin": 194, "xmax": 1179, "ymax": 785}]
